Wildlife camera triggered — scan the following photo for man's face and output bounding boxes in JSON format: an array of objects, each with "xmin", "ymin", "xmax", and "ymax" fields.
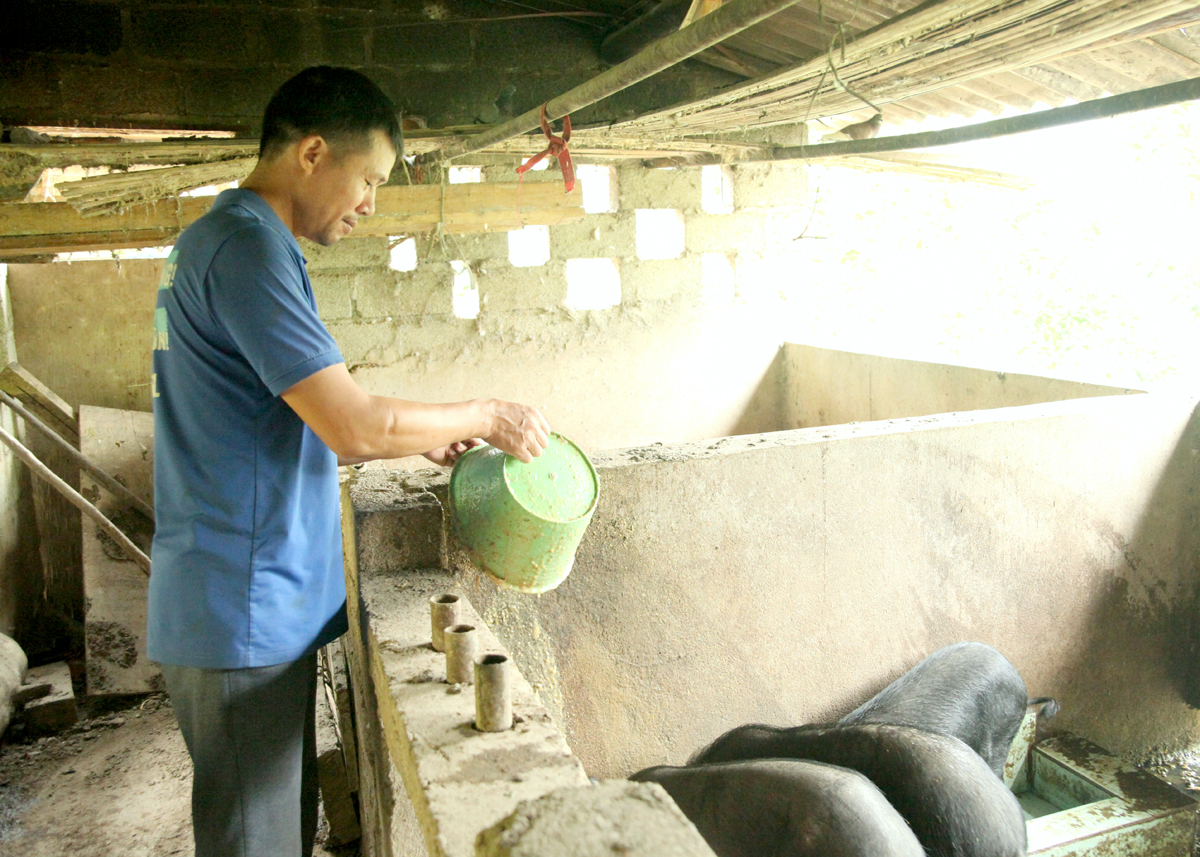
[{"xmin": 299, "ymin": 129, "xmax": 396, "ymax": 246}]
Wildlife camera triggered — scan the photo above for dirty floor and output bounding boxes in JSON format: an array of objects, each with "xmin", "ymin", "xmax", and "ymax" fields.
[{"xmin": 0, "ymin": 693, "xmax": 361, "ymax": 857}]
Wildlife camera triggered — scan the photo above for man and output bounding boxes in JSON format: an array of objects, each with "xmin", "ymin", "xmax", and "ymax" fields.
[{"xmin": 149, "ymin": 66, "xmax": 550, "ymax": 857}]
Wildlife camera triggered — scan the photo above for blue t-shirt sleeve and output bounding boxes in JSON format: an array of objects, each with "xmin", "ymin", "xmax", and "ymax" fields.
[{"xmin": 207, "ymin": 226, "xmax": 343, "ymax": 396}]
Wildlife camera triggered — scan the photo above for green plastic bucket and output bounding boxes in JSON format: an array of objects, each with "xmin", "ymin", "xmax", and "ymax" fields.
[{"xmin": 448, "ymin": 432, "xmax": 599, "ymax": 593}]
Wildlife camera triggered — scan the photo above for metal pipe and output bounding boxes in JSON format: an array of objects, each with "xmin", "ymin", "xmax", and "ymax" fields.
[
  {"xmin": 474, "ymin": 653, "xmax": 513, "ymax": 732},
  {"xmin": 444, "ymin": 624, "xmax": 477, "ymax": 684},
  {"xmin": 429, "ymin": 593, "xmax": 461, "ymax": 653},
  {"xmin": 0, "ymin": 389, "xmax": 154, "ymax": 521},
  {"xmin": 745, "ymin": 76, "xmax": 1200, "ymax": 164},
  {"xmin": 419, "ymin": 0, "xmax": 805, "ymax": 163},
  {"xmin": 0, "ymin": 423, "xmax": 150, "ymax": 574}
]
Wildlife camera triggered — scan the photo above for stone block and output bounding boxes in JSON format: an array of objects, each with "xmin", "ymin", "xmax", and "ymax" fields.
[
  {"xmin": 550, "ymin": 214, "xmax": 633, "ymax": 260},
  {"xmin": 301, "ymin": 237, "xmax": 390, "ymax": 271},
  {"xmin": 309, "ymin": 271, "xmax": 356, "ymax": 321},
  {"xmin": 683, "ymin": 211, "xmax": 766, "ymax": 255},
  {"xmin": 21, "ymin": 660, "xmax": 77, "ymax": 736},
  {"xmin": 354, "ymin": 488, "xmax": 446, "ymax": 572},
  {"xmin": 0, "ymin": 55, "xmax": 61, "ymax": 117},
  {"xmin": 473, "ymin": 19, "xmax": 601, "ymax": 74},
  {"xmin": 478, "ymin": 262, "xmax": 566, "ymax": 312},
  {"xmin": 391, "ymin": 264, "xmax": 455, "ymax": 317},
  {"xmin": 618, "ymin": 164, "xmax": 703, "ymax": 211},
  {"xmin": 7, "ymin": 0, "xmax": 123, "ymax": 57},
  {"xmin": 342, "ymin": 269, "xmax": 401, "ymax": 319},
  {"xmin": 59, "ymin": 63, "xmax": 184, "ymax": 124},
  {"xmin": 760, "ymin": 209, "xmax": 814, "ymax": 253},
  {"xmin": 372, "ymin": 23, "xmax": 472, "ymax": 68},
  {"xmin": 476, "ymin": 780, "xmax": 717, "ymax": 857},
  {"xmin": 317, "ymin": 11, "xmax": 369, "ymax": 66},
  {"xmin": 622, "ymin": 256, "xmax": 702, "ymax": 305},
  {"xmin": 182, "ymin": 67, "xmax": 284, "ymax": 126},
  {"xmin": 252, "ymin": 10, "xmax": 321, "ymax": 67},
  {"xmin": 424, "ymin": 231, "xmax": 509, "ymax": 264},
  {"xmin": 730, "ymin": 162, "xmax": 809, "ymax": 210},
  {"xmin": 325, "ymin": 319, "xmax": 399, "ymax": 367},
  {"xmin": 131, "ymin": 7, "xmax": 253, "ymax": 64}
]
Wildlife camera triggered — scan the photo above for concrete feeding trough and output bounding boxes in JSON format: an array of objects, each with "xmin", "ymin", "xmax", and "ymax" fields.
[{"xmin": 1003, "ymin": 714, "xmax": 1198, "ymax": 855}]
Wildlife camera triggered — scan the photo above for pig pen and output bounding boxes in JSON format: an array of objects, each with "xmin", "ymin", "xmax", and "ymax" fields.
[{"xmin": 342, "ymin": 344, "xmax": 1200, "ymax": 857}]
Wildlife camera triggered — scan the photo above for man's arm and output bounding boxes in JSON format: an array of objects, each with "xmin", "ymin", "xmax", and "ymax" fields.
[{"xmin": 281, "ymin": 363, "xmax": 550, "ymax": 464}]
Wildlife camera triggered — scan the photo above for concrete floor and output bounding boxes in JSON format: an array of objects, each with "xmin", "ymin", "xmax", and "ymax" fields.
[{"xmin": 0, "ymin": 692, "xmax": 362, "ymax": 857}]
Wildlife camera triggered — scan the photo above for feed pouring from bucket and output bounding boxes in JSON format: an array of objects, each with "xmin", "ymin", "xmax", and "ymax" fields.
[{"xmin": 449, "ymin": 432, "xmax": 599, "ymax": 594}]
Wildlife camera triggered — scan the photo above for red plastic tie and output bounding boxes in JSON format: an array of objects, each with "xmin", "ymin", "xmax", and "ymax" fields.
[{"xmin": 517, "ymin": 104, "xmax": 574, "ymax": 193}]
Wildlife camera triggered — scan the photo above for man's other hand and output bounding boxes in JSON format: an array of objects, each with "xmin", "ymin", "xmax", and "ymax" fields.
[{"xmin": 423, "ymin": 438, "xmax": 484, "ymax": 467}]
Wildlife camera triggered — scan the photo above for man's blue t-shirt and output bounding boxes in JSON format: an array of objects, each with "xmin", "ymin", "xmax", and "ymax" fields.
[{"xmin": 149, "ymin": 188, "xmax": 348, "ymax": 669}]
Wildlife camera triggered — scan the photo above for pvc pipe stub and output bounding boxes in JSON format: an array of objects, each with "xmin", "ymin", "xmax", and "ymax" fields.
[
  {"xmin": 474, "ymin": 653, "xmax": 513, "ymax": 732},
  {"xmin": 444, "ymin": 624, "xmax": 477, "ymax": 684},
  {"xmin": 430, "ymin": 594, "xmax": 461, "ymax": 653}
]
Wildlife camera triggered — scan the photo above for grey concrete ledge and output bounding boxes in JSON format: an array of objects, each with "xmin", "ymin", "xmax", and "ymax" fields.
[{"xmin": 358, "ymin": 569, "xmax": 588, "ymax": 857}]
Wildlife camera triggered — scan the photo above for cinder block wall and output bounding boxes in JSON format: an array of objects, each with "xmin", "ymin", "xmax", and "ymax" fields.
[
  {"xmin": 7, "ymin": 162, "xmax": 820, "ymax": 461},
  {"xmin": 0, "ymin": 0, "xmax": 734, "ymax": 146}
]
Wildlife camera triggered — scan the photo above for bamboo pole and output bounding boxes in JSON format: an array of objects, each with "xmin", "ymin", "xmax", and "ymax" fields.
[
  {"xmin": 0, "ymin": 390, "xmax": 154, "ymax": 521},
  {"xmin": 742, "ymin": 76, "xmax": 1200, "ymax": 162},
  {"xmin": 0, "ymin": 424, "xmax": 150, "ymax": 575},
  {"xmin": 418, "ymin": 0, "xmax": 806, "ymax": 164}
]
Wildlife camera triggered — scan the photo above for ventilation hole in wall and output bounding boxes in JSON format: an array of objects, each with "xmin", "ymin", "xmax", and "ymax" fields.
[
  {"xmin": 635, "ymin": 209, "xmax": 685, "ymax": 260},
  {"xmin": 701, "ymin": 164, "xmax": 734, "ymax": 214},
  {"xmin": 577, "ymin": 164, "xmax": 617, "ymax": 213},
  {"xmin": 565, "ymin": 258, "xmax": 621, "ymax": 310},
  {"xmin": 451, "ymin": 261, "xmax": 479, "ymax": 319},
  {"xmin": 448, "ymin": 166, "xmax": 482, "ymax": 184},
  {"xmin": 508, "ymin": 225, "xmax": 550, "ymax": 267},
  {"xmin": 526, "ymin": 158, "xmax": 549, "ymax": 171},
  {"xmin": 180, "ymin": 180, "xmax": 239, "ymax": 198},
  {"xmin": 388, "ymin": 237, "xmax": 418, "ymax": 272},
  {"xmin": 52, "ymin": 247, "xmax": 174, "ymax": 263},
  {"xmin": 700, "ymin": 253, "xmax": 736, "ymax": 306}
]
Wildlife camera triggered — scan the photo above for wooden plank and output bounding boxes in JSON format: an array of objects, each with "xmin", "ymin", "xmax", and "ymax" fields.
[
  {"xmin": 0, "ymin": 363, "xmax": 82, "ymax": 622},
  {"xmin": 0, "ymin": 182, "xmax": 585, "ymax": 257},
  {"xmin": 0, "ymin": 362, "xmax": 76, "ymax": 443},
  {"xmin": 79, "ymin": 405, "xmax": 157, "ymax": 696}
]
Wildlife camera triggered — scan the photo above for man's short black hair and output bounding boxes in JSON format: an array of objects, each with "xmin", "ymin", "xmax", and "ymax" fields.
[{"xmin": 259, "ymin": 66, "xmax": 403, "ymax": 160}]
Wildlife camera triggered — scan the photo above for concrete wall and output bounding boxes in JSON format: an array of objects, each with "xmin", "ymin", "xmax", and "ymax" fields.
[
  {"xmin": 349, "ymin": 390, "xmax": 1200, "ymax": 779},
  {"xmin": 7, "ymin": 259, "xmax": 159, "ymax": 413},
  {"xmin": 781, "ymin": 342, "xmax": 1138, "ymax": 428}
]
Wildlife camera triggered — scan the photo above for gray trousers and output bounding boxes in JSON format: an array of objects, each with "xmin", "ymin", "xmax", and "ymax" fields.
[{"xmin": 162, "ymin": 653, "xmax": 319, "ymax": 857}]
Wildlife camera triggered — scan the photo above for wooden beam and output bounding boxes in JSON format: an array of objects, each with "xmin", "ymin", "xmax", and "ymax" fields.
[
  {"xmin": 0, "ymin": 183, "xmax": 584, "ymax": 258},
  {"xmin": 0, "ymin": 363, "xmax": 76, "ymax": 444}
]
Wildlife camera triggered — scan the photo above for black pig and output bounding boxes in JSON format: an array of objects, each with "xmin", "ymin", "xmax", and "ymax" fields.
[
  {"xmin": 631, "ymin": 758, "xmax": 925, "ymax": 857},
  {"xmin": 839, "ymin": 641, "xmax": 1055, "ymax": 778},
  {"xmin": 690, "ymin": 722, "xmax": 1027, "ymax": 857}
]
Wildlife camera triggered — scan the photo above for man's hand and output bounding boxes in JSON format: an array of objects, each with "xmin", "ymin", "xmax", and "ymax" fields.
[
  {"xmin": 282, "ymin": 363, "xmax": 552, "ymax": 465},
  {"xmin": 483, "ymin": 400, "xmax": 551, "ymax": 464},
  {"xmin": 423, "ymin": 439, "xmax": 484, "ymax": 467}
]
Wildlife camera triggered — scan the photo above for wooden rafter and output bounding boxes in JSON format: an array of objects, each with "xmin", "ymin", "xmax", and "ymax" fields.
[{"xmin": 0, "ymin": 183, "xmax": 584, "ymax": 259}]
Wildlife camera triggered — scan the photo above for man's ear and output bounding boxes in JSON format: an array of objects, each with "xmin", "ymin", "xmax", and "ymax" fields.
[{"xmin": 296, "ymin": 135, "xmax": 330, "ymax": 176}]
